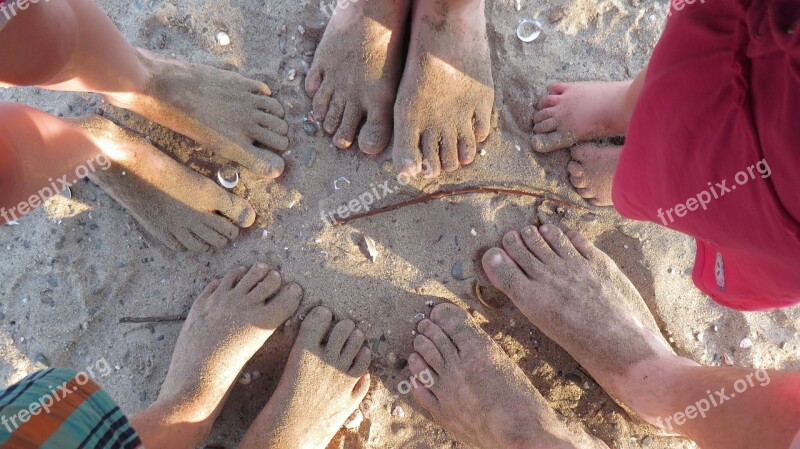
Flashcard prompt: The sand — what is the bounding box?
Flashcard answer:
[1,0,798,448]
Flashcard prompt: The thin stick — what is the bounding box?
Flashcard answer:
[119,314,188,324]
[332,186,591,227]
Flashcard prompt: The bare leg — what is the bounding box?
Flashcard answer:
[531,68,647,153]
[393,0,495,178]
[483,224,800,449]
[409,303,609,449]
[239,306,372,449]
[0,0,288,177]
[130,264,303,449]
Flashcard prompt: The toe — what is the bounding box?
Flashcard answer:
[393,127,423,176]
[457,128,477,165]
[219,266,249,291]
[333,103,364,149]
[575,187,596,200]
[502,231,543,278]
[408,352,441,396]
[325,319,357,359]
[250,126,290,152]
[235,263,270,294]
[566,230,601,261]
[305,65,324,96]
[196,278,222,302]
[357,108,392,154]
[191,223,228,249]
[539,224,582,260]
[537,94,559,109]
[413,330,447,374]
[533,108,555,124]
[409,366,441,415]
[323,97,346,135]
[263,282,303,323]
[421,131,442,178]
[203,214,239,240]
[531,131,574,153]
[473,108,492,143]
[567,160,586,177]
[570,174,588,190]
[247,79,273,96]
[247,269,283,303]
[520,225,559,263]
[481,247,531,299]
[255,95,285,119]
[429,304,475,350]
[349,347,372,378]
[533,118,559,134]
[299,306,334,346]
[154,230,185,252]
[312,82,334,121]
[176,229,210,252]
[255,112,289,136]
[548,83,568,95]
[340,328,366,367]
[440,132,460,173]
[213,189,257,227]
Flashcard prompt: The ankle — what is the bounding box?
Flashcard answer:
[620,356,700,425]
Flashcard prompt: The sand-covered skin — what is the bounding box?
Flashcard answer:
[568,144,623,206]
[1,1,798,449]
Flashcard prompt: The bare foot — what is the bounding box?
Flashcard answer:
[409,303,609,449]
[393,0,494,177]
[531,82,630,153]
[567,144,622,206]
[306,0,409,153]
[105,49,288,178]
[81,116,256,252]
[482,224,678,417]
[132,264,303,448]
[240,306,372,449]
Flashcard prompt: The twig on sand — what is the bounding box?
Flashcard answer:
[332,186,591,227]
[119,314,188,324]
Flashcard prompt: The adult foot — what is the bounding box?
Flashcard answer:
[409,303,609,449]
[482,225,678,419]
[306,0,410,153]
[240,306,372,449]
[531,81,630,153]
[81,116,256,251]
[568,144,622,206]
[133,264,303,447]
[393,0,494,177]
[105,49,288,178]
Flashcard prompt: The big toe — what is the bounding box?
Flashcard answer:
[358,114,392,155]
[481,247,530,300]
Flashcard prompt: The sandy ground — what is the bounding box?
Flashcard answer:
[1,0,799,448]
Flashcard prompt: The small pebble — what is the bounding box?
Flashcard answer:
[215,31,231,46]
[239,372,252,385]
[451,261,468,280]
[392,405,406,418]
[287,69,297,81]
[740,337,753,349]
[479,148,487,156]
[723,353,734,366]
[641,435,652,446]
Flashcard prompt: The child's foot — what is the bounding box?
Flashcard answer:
[306,0,410,153]
[393,0,494,177]
[81,116,256,252]
[409,303,609,449]
[240,306,372,449]
[105,50,288,178]
[568,144,622,206]
[134,264,303,446]
[531,82,630,153]
[482,225,678,418]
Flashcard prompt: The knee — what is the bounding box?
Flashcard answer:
[0,0,78,86]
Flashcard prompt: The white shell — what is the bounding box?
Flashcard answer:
[217,167,240,189]
[215,31,231,46]
[517,19,542,42]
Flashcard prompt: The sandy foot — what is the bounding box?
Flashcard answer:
[105,49,289,178]
[568,144,622,206]
[144,264,302,445]
[240,306,372,449]
[393,0,494,177]
[531,82,630,153]
[408,303,610,449]
[306,0,409,153]
[81,116,256,252]
[481,224,675,409]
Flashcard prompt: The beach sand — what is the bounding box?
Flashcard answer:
[1,0,798,448]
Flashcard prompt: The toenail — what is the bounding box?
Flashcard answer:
[256,263,267,269]
[417,319,431,332]
[490,252,504,266]
[541,224,552,234]
[523,226,535,235]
